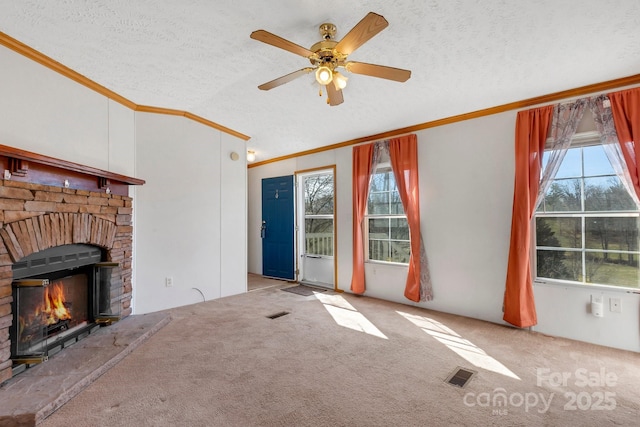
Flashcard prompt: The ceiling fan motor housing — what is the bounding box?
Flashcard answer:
[309,39,341,67]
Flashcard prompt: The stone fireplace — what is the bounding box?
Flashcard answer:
[0,144,144,383]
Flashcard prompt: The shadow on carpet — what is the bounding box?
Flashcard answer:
[281,285,328,296]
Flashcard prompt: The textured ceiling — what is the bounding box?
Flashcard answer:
[1,0,639,162]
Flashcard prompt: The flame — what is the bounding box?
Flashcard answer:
[35,282,72,325]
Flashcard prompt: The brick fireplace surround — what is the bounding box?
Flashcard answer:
[0,145,143,384]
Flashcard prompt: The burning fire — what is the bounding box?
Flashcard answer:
[36,282,72,326]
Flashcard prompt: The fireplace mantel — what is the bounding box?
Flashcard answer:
[0,144,145,196]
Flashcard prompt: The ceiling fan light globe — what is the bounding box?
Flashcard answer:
[315,66,333,85]
[333,72,348,89]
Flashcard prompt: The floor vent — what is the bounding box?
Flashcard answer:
[445,367,476,388]
[266,311,290,319]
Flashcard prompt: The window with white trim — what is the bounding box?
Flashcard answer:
[366,161,410,264]
[534,134,640,289]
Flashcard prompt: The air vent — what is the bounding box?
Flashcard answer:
[445,367,476,388]
[266,311,289,319]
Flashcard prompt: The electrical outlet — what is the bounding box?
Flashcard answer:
[609,297,621,313]
[165,277,173,287]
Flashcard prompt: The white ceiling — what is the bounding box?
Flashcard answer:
[1,1,639,162]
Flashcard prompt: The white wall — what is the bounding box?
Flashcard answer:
[0,46,120,172]
[220,133,248,298]
[134,112,247,313]
[534,283,639,352]
[108,100,136,176]
[248,101,640,353]
[0,43,248,315]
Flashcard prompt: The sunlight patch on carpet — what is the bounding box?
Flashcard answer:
[397,311,520,380]
[315,293,387,339]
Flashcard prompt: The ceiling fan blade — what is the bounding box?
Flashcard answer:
[334,12,388,56]
[326,82,344,106]
[258,68,314,90]
[345,61,411,82]
[250,30,315,58]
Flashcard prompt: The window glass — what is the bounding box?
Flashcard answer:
[368,192,390,215]
[536,250,581,282]
[304,175,334,215]
[584,217,639,251]
[584,252,639,287]
[303,173,334,256]
[584,177,636,211]
[366,165,409,264]
[534,143,640,289]
[542,179,582,212]
[554,148,582,179]
[536,217,581,248]
[305,218,333,256]
[583,145,614,176]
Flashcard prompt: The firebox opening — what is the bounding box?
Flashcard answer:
[10,244,121,375]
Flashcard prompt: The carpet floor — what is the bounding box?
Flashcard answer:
[36,276,640,426]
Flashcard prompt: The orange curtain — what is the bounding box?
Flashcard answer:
[609,88,640,200]
[389,134,422,302]
[351,143,375,294]
[503,105,554,328]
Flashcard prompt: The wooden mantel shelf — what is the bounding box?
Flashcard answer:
[0,144,144,196]
[0,144,145,185]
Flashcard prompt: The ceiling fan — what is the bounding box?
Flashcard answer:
[250,12,411,106]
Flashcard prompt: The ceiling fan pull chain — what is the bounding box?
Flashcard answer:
[318,86,323,97]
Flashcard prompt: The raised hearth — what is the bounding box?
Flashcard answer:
[0,311,170,426]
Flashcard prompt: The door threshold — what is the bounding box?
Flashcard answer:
[299,281,332,290]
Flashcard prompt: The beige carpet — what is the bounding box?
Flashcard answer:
[38,276,640,426]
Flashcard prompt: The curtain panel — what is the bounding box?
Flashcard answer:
[350,143,376,294]
[536,100,587,209]
[590,95,640,206]
[503,105,553,328]
[389,134,432,302]
[609,88,640,200]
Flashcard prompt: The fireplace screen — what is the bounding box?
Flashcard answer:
[10,244,122,366]
[94,262,121,324]
[13,274,89,361]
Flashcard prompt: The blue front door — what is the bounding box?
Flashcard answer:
[262,175,295,280]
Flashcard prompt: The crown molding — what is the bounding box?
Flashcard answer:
[0,31,249,142]
[248,73,640,168]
